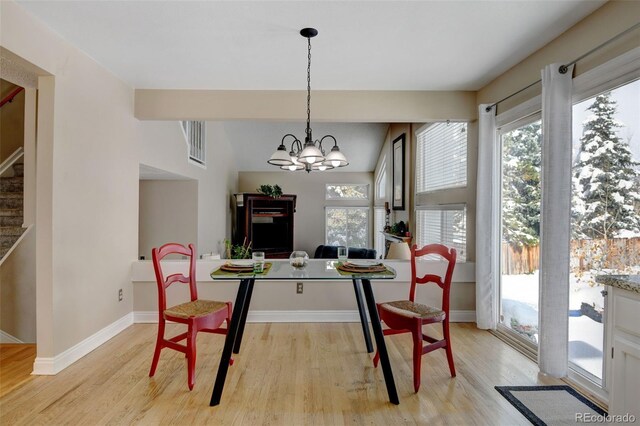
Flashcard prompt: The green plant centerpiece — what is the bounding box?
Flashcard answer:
[257,184,283,198]
[224,238,252,259]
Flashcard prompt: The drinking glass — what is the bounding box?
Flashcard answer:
[252,251,265,273]
[337,246,348,261]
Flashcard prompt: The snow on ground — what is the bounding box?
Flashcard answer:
[501,270,606,379]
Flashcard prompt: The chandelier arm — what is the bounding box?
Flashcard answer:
[320,135,338,148]
[290,138,303,154]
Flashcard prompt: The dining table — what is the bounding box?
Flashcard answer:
[208,259,399,406]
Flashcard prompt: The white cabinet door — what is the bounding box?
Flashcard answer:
[610,334,640,416]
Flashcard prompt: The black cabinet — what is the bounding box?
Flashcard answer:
[232,193,296,258]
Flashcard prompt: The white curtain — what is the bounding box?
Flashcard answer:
[538,63,573,377]
[475,104,498,330]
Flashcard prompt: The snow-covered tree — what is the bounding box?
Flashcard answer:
[572,93,640,240]
[502,122,542,247]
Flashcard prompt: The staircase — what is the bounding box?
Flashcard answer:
[0,163,25,260]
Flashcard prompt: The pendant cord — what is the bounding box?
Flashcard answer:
[306,36,312,141]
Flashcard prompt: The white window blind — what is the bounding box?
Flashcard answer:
[374,207,386,259]
[181,121,206,166]
[325,207,370,248]
[416,122,467,193]
[416,205,466,261]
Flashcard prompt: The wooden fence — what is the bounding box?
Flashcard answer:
[501,237,640,275]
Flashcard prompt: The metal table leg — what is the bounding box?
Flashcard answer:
[210,278,253,406]
[233,279,255,354]
[352,279,374,353]
[361,278,399,405]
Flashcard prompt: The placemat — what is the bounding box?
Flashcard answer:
[211,262,272,277]
[336,262,394,276]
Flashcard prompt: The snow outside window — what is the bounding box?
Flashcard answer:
[326,184,369,200]
[181,121,206,166]
[374,207,386,259]
[416,122,467,193]
[326,207,370,248]
[415,205,466,261]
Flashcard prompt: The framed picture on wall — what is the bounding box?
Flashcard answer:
[392,133,405,210]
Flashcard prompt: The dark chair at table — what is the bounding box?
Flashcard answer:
[313,245,377,259]
[373,243,457,392]
[149,242,232,390]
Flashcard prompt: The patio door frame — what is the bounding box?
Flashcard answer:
[495,111,542,354]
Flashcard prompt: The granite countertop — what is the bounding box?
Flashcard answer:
[595,275,640,294]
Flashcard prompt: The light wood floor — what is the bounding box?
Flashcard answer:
[0,323,563,425]
[0,344,36,398]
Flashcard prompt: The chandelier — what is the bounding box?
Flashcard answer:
[268,28,348,172]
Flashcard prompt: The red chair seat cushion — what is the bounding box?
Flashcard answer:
[165,299,227,319]
[380,300,445,320]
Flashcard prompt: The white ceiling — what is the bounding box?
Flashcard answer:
[18,0,606,174]
[222,121,388,172]
[18,0,606,91]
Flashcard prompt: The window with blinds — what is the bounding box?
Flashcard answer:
[374,207,386,259]
[416,122,467,193]
[415,205,466,261]
[181,121,206,166]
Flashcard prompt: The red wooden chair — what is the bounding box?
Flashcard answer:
[149,243,232,390]
[373,243,457,392]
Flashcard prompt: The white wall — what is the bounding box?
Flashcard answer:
[138,180,198,259]
[137,121,238,257]
[238,172,373,255]
[0,227,36,342]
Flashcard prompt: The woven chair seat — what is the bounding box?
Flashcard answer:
[380,300,445,320]
[165,299,227,319]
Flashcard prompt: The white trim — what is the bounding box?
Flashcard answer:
[134,310,476,324]
[0,147,24,177]
[0,329,24,343]
[32,313,133,375]
[566,369,609,405]
[572,46,640,103]
[0,224,32,268]
[495,95,542,129]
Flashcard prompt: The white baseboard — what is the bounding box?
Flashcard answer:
[32,312,133,375]
[134,310,476,323]
[0,329,24,343]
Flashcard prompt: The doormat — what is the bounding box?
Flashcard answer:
[495,385,607,425]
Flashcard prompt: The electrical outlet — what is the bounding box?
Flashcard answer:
[296,282,303,294]
[118,289,123,302]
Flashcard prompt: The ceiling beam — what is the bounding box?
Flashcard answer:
[134,89,477,123]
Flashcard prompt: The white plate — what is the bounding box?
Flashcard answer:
[228,259,253,267]
[346,260,382,267]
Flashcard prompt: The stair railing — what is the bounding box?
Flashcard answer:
[0,87,24,109]
[0,148,24,178]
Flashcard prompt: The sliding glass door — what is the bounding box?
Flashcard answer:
[498,117,542,345]
[569,78,640,384]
